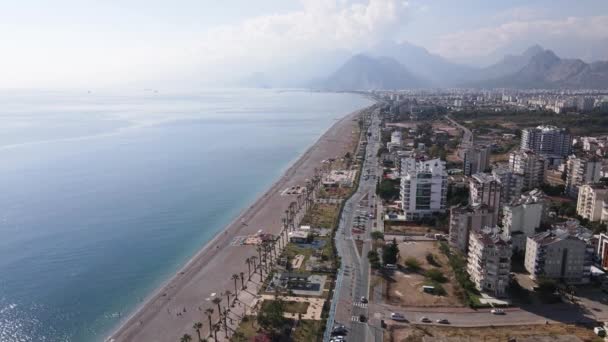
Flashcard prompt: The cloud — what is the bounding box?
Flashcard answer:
[193,0,411,80]
[432,15,608,60]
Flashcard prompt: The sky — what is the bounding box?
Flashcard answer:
[1,0,608,89]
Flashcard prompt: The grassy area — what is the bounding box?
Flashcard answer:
[438,242,483,307]
[231,316,259,342]
[300,204,340,229]
[292,320,324,342]
[260,300,309,314]
[386,323,602,342]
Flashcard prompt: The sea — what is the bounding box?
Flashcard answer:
[0,88,373,342]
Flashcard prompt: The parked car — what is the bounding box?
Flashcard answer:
[420,317,431,323]
[491,309,505,315]
[331,325,347,336]
[360,296,368,304]
[390,312,406,321]
[436,318,449,324]
[359,314,367,322]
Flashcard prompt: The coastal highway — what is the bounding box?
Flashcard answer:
[330,107,382,342]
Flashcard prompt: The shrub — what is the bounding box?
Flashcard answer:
[426,253,440,267]
[425,269,448,283]
[404,257,421,272]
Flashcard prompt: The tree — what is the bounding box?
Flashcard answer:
[425,269,447,283]
[371,231,384,240]
[257,300,287,336]
[240,271,245,290]
[306,233,314,244]
[245,257,252,278]
[204,308,214,338]
[232,274,240,297]
[193,322,203,342]
[367,250,381,269]
[180,334,192,342]
[377,179,400,201]
[382,238,399,264]
[225,290,233,306]
[212,297,222,319]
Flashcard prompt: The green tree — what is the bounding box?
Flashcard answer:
[377,179,400,201]
[257,300,287,336]
[367,250,381,269]
[180,334,193,342]
[382,238,399,264]
[370,231,384,240]
[425,269,447,283]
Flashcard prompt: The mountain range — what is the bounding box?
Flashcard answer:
[314,43,608,90]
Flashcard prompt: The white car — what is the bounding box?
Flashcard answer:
[491,309,505,315]
[390,312,406,321]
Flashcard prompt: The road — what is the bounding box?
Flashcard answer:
[445,115,472,158]
[329,107,383,342]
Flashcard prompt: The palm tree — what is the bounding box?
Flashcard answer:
[180,334,192,342]
[249,256,257,279]
[212,297,222,321]
[213,323,220,341]
[204,308,214,338]
[231,274,239,296]
[225,290,232,305]
[245,257,251,278]
[239,272,245,290]
[193,322,203,342]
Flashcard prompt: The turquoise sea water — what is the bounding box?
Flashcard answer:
[0,88,372,342]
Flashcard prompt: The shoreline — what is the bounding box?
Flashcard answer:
[107,103,374,342]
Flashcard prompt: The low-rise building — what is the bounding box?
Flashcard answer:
[467,227,512,298]
[501,189,546,252]
[288,230,309,243]
[448,204,494,253]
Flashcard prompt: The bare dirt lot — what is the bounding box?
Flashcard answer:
[386,324,599,342]
[385,222,439,236]
[386,241,463,307]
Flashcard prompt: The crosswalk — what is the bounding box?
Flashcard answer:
[351,315,361,322]
[353,302,368,308]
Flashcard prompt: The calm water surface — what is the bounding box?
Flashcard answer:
[0,88,372,341]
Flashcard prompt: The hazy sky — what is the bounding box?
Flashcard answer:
[2,0,608,88]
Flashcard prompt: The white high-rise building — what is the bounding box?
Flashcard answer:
[467,227,512,298]
[469,173,502,225]
[509,150,546,189]
[463,145,491,176]
[576,184,608,222]
[566,154,602,197]
[501,189,546,252]
[492,166,524,204]
[400,158,447,221]
[521,125,571,157]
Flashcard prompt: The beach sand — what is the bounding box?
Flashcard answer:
[107,107,368,342]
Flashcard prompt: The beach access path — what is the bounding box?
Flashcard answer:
[107,107,369,342]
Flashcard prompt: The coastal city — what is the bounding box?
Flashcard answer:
[106,88,608,342]
[6,2,608,342]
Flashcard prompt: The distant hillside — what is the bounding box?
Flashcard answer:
[370,41,473,86]
[466,45,544,82]
[319,54,428,91]
[473,48,608,89]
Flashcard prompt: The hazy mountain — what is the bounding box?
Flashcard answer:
[467,45,544,81]
[319,54,427,90]
[474,48,608,89]
[369,41,473,85]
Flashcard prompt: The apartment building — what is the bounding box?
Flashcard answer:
[492,165,524,204]
[400,158,448,221]
[448,204,494,253]
[501,189,546,252]
[509,150,546,189]
[566,154,602,197]
[524,227,592,284]
[576,184,608,222]
[463,145,490,176]
[469,173,502,225]
[521,125,572,157]
[467,227,512,298]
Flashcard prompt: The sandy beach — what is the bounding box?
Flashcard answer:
[107,106,368,342]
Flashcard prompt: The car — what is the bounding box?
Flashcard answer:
[390,312,406,321]
[491,309,505,315]
[360,296,368,303]
[419,317,431,323]
[436,318,449,324]
[359,314,367,322]
[331,326,347,336]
